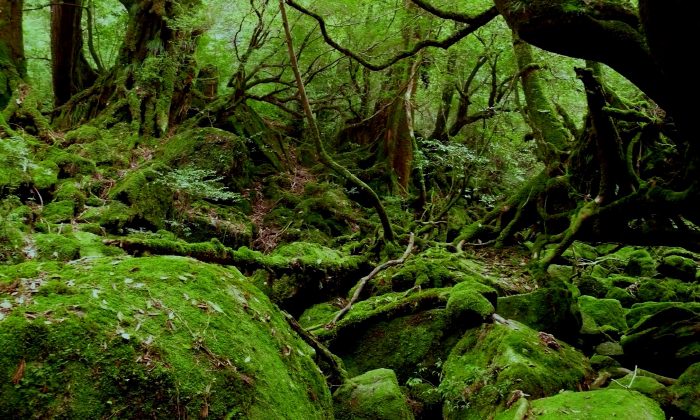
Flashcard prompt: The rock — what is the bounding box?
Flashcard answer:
[0,257,333,419]
[622,306,700,377]
[610,275,637,288]
[638,279,678,303]
[595,243,620,255]
[547,264,575,283]
[595,341,624,357]
[670,362,700,419]
[563,241,599,261]
[608,374,673,408]
[440,321,593,419]
[575,275,611,298]
[605,286,637,308]
[579,296,628,339]
[658,255,698,282]
[497,286,581,343]
[495,389,665,420]
[663,247,698,260]
[590,354,621,371]
[446,279,497,324]
[625,249,656,277]
[626,301,700,329]
[41,200,75,223]
[333,369,415,420]
[407,382,441,420]
[34,233,81,261]
[325,284,494,382]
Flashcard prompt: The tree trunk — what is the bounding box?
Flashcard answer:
[0,0,26,111]
[50,0,99,106]
[52,0,199,135]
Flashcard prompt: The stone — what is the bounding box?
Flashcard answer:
[333,369,415,420]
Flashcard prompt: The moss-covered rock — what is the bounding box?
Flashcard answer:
[575,275,611,298]
[547,264,575,283]
[42,147,97,178]
[108,166,174,230]
[158,127,251,191]
[625,249,655,277]
[41,200,74,223]
[578,295,628,338]
[595,341,624,357]
[605,286,637,308]
[64,125,103,145]
[627,301,700,329]
[445,279,497,325]
[299,302,340,329]
[333,369,415,420]
[53,183,86,213]
[658,255,697,282]
[30,160,59,190]
[671,362,700,419]
[562,241,599,261]
[497,286,581,342]
[621,306,700,377]
[607,373,673,408]
[440,321,593,419]
[0,257,333,419]
[34,233,80,261]
[494,389,665,420]
[638,279,679,303]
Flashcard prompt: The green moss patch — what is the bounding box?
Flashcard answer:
[333,369,415,420]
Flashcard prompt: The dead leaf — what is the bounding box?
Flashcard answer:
[12,358,26,385]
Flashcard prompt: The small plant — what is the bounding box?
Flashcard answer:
[158,167,241,207]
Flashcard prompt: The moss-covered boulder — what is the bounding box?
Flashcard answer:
[562,241,599,261]
[626,301,700,329]
[547,264,575,283]
[495,389,665,420]
[0,256,333,419]
[446,279,497,325]
[41,200,74,223]
[158,127,251,191]
[579,296,628,339]
[658,255,698,282]
[440,321,594,419]
[497,286,581,343]
[322,287,484,382]
[575,275,611,298]
[622,306,700,377]
[64,125,103,145]
[34,233,81,261]
[605,286,637,308]
[333,369,415,420]
[108,166,174,230]
[638,279,678,303]
[607,373,673,408]
[670,362,700,419]
[625,249,655,277]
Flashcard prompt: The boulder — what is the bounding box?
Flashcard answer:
[579,296,628,339]
[670,362,700,419]
[495,389,665,420]
[0,257,333,419]
[622,306,700,377]
[608,373,673,408]
[605,286,637,308]
[497,286,581,343]
[658,255,698,282]
[440,321,593,419]
[333,369,415,420]
[625,249,656,277]
[575,276,611,298]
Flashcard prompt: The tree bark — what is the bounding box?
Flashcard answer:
[0,0,26,111]
[50,0,99,106]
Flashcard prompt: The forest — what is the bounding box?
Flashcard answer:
[1,0,699,418]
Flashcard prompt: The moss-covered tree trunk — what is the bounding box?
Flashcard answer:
[52,0,199,135]
[0,0,26,111]
[50,0,99,106]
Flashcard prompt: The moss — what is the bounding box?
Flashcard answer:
[440,321,593,419]
[638,279,678,303]
[34,233,81,261]
[595,243,619,255]
[575,275,611,298]
[590,354,620,371]
[40,200,75,223]
[73,231,124,258]
[98,202,137,231]
[0,256,333,419]
[494,389,665,420]
[445,280,497,324]
[657,255,697,282]
[605,286,637,308]
[497,286,581,342]
[407,382,442,420]
[562,241,599,261]
[333,369,415,420]
[53,183,86,213]
[108,166,174,230]
[64,125,103,145]
[629,302,700,329]
[625,249,655,277]
[30,160,59,190]
[663,247,697,259]
[607,374,673,407]
[299,302,340,329]
[578,295,628,336]
[671,362,700,418]
[546,264,575,283]
[158,128,251,191]
[42,147,97,178]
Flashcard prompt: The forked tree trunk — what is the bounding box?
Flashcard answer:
[50,0,99,106]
